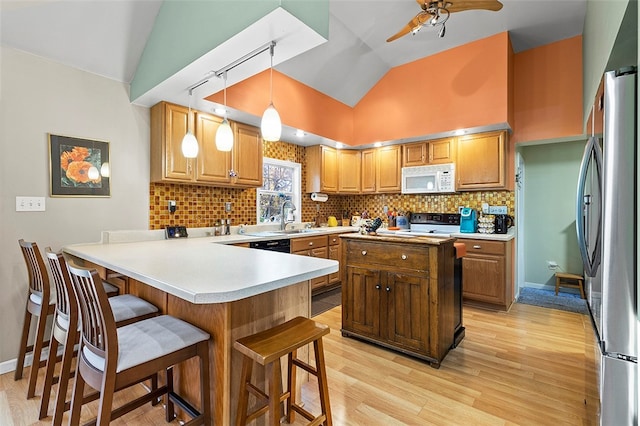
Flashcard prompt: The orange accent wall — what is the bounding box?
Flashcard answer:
[206,71,354,144]
[352,32,511,145]
[512,35,583,144]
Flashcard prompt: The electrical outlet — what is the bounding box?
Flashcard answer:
[489,205,508,214]
[225,202,232,212]
[168,200,176,213]
[16,196,45,212]
[547,260,558,270]
[481,203,489,213]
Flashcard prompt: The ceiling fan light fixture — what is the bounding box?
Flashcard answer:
[438,24,446,38]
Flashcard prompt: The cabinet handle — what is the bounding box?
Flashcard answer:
[332,238,337,243]
[375,284,381,290]
[473,245,482,249]
[386,287,391,292]
[309,242,314,246]
[361,250,367,256]
[401,254,407,260]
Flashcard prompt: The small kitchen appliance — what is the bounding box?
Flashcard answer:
[494,214,513,234]
[401,163,455,194]
[459,208,477,233]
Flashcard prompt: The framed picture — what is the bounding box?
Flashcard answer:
[49,134,111,197]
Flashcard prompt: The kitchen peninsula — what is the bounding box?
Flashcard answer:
[63,236,338,425]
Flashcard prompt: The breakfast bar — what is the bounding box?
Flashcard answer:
[63,237,338,425]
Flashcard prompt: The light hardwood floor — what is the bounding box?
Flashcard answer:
[1,302,598,425]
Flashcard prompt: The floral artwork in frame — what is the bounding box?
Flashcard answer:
[49,134,110,197]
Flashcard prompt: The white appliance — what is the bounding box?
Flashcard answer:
[576,67,637,426]
[401,163,456,194]
[377,213,460,237]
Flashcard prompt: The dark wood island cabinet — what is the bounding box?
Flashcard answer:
[340,233,463,368]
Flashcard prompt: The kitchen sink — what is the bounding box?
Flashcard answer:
[275,229,321,234]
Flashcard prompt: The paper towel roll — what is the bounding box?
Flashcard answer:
[310,192,328,202]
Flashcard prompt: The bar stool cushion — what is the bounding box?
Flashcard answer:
[82,315,210,373]
[102,280,119,296]
[109,294,158,324]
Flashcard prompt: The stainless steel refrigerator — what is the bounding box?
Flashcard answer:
[576,67,637,425]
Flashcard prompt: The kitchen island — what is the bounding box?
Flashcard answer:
[63,237,338,425]
[340,233,462,368]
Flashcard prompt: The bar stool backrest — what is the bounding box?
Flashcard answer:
[45,249,77,332]
[18,239,50,304]
[67,263,117,374]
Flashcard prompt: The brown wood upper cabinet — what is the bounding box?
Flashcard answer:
[360,149,376,193]
[402,137,456,167]
[456,130,511,191]
[150,101,263,188]
[338,150,361,193]
[375,145,402,193]
[306,145,338,193]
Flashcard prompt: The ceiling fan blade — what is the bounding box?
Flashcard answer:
[387,13,430,42]
[446,0,503,13]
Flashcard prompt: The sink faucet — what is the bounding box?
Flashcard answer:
[280,200,296,231]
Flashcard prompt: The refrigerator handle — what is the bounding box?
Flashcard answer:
[576,136,603,277]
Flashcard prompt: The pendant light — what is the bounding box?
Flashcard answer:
[261,42,281,142]
[215,71,234,152]
[181,89,199,158]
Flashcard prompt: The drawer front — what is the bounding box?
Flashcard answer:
[328,235,341,246]
[345,241,428,270]
[291,235,328,252]
[459,239,505,256]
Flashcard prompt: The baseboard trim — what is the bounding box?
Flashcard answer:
[522,282,581,295]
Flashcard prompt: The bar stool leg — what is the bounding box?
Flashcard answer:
[236,356,253,426]
[555,276,560,296]
[267,358,282,426]
[27,306,49,398]
[314,338,332,426]
[286,350,297,424]
[38,335,59,418]
[14,304,31,380]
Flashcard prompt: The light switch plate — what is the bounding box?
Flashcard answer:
[16,196,45,211]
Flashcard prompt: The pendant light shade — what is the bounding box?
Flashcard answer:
[216,119,234,151]
[181,89,199,158]
[181,132,199,158]
[261,103,281,141]
[215,71,234,152]
[261,42,281,142]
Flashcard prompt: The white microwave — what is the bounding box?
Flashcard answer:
[401,163,456,194]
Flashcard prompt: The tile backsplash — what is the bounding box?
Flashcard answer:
[149,141,515,230]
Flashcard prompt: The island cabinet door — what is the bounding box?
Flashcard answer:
[384,272,430,353]
[343,266,381,337]
[462,255,505,305]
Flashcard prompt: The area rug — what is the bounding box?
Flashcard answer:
[517,287,589,315]
[312,287,341,317]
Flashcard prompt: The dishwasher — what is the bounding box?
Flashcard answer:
[249,239,291,253]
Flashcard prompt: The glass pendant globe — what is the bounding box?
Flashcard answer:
[100,162,110,177]
[261,103,282,142]
[181,132,199,158]
[88,166,100,180]
[216,119,234,152]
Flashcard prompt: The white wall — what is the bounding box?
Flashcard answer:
[0,47,150,364]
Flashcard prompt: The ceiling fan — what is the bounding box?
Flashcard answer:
[387,0,503,41]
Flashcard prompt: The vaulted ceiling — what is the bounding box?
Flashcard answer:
[1,0,586,109]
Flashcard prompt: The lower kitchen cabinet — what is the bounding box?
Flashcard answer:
[291,235,328,291]
[328,234,341,285]
[459,238,513,310]
[341,235,459,368]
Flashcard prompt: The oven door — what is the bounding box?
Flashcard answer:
[402,170,440,194]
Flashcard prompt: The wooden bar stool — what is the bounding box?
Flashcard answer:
[38,250,160,425]
[234,316,332,426]
[555,272,585,299]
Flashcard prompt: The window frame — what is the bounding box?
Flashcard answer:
[256,157,301,225]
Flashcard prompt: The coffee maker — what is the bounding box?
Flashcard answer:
[494,215,513,234]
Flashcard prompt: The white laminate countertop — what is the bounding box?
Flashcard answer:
[450,227,515,241]
[64,237,338,304]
